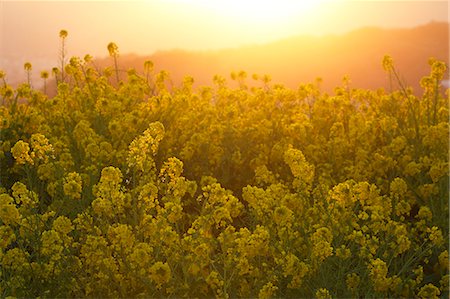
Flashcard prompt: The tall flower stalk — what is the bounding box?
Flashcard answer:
[24,62,32,87]
[107,42,120,84]
[59,29,68,82]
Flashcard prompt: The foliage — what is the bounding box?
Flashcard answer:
[0,44,448,298]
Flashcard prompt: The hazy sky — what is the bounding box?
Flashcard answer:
[0,0,448,79]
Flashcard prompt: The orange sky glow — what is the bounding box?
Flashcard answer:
[0,0,448,84]
[0,0,447,56]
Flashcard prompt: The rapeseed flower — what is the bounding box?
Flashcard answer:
[40,230,64,259]
[258,282,278,299]
[315,288,332,299]
[127,122,165,171]
[369,258,390,292]
[52,216,73,235]
[11,140,33,165]
[0,50,448,298]
[63,172,83,200]
[346,273,360,292]
[149,261,171,287]
[0,225,16,249]
[11,182,38,210]
[0,194,20,225]
[30,133,54,163]
[273,205,293,227]
[2,248,29,281]
[417,283,440,299]
[428,226,444,246]
[107,223,135,254]
[438,250,449,271]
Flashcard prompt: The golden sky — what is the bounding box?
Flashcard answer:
[0,1,448,60]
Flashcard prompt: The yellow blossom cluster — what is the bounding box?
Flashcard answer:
[63,172,83,200]
[0,49,447,298]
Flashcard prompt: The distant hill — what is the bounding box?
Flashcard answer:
[94,21,448,94]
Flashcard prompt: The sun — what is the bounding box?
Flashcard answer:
[137,0,333,49]
[168,0,327,25]
[207,0,324,23]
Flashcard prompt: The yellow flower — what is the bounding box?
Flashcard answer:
[429,58,447,80]
[37,162,56,181]
[417,283,440,299]
[413,266,424,285]
[85,142,100,160]
[417,206,433,222]
[258,282,278,299]
[127,122,165,171]
[63,172,83,200]
[92,167,127,219]
[40,70,49,79]
[312,227,333,244]
[273,205,293,227]
[137,182,158,213]
[236,225,270,258]
[390,222,411,255]
[107,42,119,57]
[159,157,184,182]
[404,161,421,176]
[2,248,29,271]
[315,288,332,299]
[128,242,153,271]
[79,235,110,267]
[59,29,68,39]
[0,107,10,130]
[428,162,448,183]
[279,252,296,275]
[0,193,20,225]
[284,146,314,191]
[149,261,171,287]
[164,201,183,224]
[312,240,334,262]
[107,223,135,254]
[346,273,360,292]
[279,253,309,289]
[40,229,64,259]
[311,227,334,262]
[11,182,38,210]
[254,165,277,186]
[0,225,16,249]
[395,200,411,217]
[440,274,449,292]
[212,206,232,228]
[99,166,122,185]
[382,55,394,72]
[369,258,390,292]
[144,60,154,72]
[438,250,449,271]
[390,178,408,198]
[11,140,33,165]
[24,62,32,71]
[91,197,113,219]
[358,211,369,221]
[336,245,351,259]
[206,270,227,298]
[59,152,75,171]
[52,216,73,235]
[428,226,444,246]
[30,133,54,163]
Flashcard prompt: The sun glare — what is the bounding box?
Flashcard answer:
[168,0,326,24]
[133,0,335,49]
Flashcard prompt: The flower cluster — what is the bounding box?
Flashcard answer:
[0,47,447,298]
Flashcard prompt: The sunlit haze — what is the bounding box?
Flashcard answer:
[1,1,447,56]
[0,0,448,85]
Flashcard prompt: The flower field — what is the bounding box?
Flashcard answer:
[0,43,448,298]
